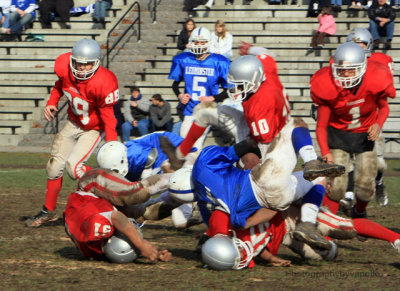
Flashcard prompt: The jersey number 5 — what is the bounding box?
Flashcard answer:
[191,76,207,101]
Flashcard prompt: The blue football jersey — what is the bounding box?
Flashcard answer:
[192,145,262,229]
[168,52,230,116]
[125,132,186,181]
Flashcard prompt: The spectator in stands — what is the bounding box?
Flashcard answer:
[113,101,124,139]
[226,0,253,4]
[121,86,150,142]
[210,19,233,59]
[177,18,196,51]
[305,5,336,57]
[39,0,73,29]
[0,0,37,38]
[349,0,363,9]
[331,0,342,13]
[0,0,11,31]
[149,94,173,132]
[92,0,112,29]
[368,0,396,51]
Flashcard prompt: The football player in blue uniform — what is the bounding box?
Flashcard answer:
[169,26,230,149]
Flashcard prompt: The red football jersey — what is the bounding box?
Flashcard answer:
[206,210,287,268]
[64,191,115,260]
[47,53,119,141]
[242,54,289,144]
[368,52,393,73]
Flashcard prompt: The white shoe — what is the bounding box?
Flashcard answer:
[392,239,400,254]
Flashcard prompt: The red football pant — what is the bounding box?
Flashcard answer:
[322,195,339,214]
[44,176,63,211]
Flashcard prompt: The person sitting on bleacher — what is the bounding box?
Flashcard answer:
[39,0,73,29]
[0,0,11,32]
[92,0,112,29]
[0,0,37,40]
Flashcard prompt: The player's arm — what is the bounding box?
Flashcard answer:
[44,79,64,121]
[243,208,277,229]
[111,210,171,262]
[369,97,390,141]
[315,104,332,162]
[259,248,292,267]
[172,80,190,104]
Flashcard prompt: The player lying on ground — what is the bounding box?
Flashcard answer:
[64,190,171,263]
[200,202,400,270]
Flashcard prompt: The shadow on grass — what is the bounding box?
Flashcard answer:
[168,247,201,262]
[56,246,86,261]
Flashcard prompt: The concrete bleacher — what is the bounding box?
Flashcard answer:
[0,0,399,155]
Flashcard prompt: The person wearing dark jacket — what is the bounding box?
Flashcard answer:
[149,94,173,132]
[177,18,195,51]
[368,0,396,50]
[121,86,150,141]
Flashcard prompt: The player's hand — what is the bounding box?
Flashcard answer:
[270,257,292,267]
[140,240,159,262]
[323,153,334,164]
[239,41,252,56]
[43,105,58,121]
[130,101,137,107]
[157,249,172,262]
[199,96,215,102]
[368,123,380,141]
[133,120,138,127]
[178,93,191,104]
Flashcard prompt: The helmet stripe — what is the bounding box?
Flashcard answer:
[168,188,194,194]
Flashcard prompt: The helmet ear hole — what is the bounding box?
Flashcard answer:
[97,141,129,177]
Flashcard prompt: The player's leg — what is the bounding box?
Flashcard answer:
[25,120,79,227]
[352,151,377,218]
[374,133,388,206]
[322,149,351,214]
[291,118,345,181]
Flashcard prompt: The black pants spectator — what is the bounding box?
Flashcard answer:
[39,0,74,28]
[149,119,173,132]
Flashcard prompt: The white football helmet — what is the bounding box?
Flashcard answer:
[102,219,143,263]
[201,234,254,270]
[168,166,195,203]
[189,27,211,55]
[70,38,101,80]
[96,141,129,176]
[346,27,373,57]
[227,55,265,102]
[332,42,366,89]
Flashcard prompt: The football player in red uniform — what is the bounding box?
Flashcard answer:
[64,190,171,263]
[339,28,393,210]
[311,42,396,218]
[201,203,400,270]
[25,38,120,227]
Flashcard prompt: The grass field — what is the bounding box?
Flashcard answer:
[0,152,399,290]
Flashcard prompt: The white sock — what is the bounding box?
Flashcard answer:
[301,203,319,224]
[299,145,318,163]
[345,191,354,200]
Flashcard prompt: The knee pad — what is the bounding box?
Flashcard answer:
[328,149,351,202]
[354,151,377,202]
[46,156,65,180]
[192,101,217,128]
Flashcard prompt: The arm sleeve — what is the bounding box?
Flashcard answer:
[389,7,396,21]
[136,97,151,113]
[155,103,171,127]
[368,7,376,21]
[46,79,64,107]
[315,105,331,156]
[375,97,389,129]
[25,3,38,14]
[123,99,134,123]
[213,88,228,103]
[99,105,118,141]
[172,80,181,97]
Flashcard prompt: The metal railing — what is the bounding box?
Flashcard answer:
[105,1,141,69]
[149,0,161,23]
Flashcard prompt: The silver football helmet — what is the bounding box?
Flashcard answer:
[96,141,129,176]
[201,234,254,270]
[227,55,265,102]
[144,148,158,169]
[168,166,195,203]
[346,27,373,57]
[189,27,211,55]
[332,42,366,89]
[70,38,101,80]
[102,218,143,263]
